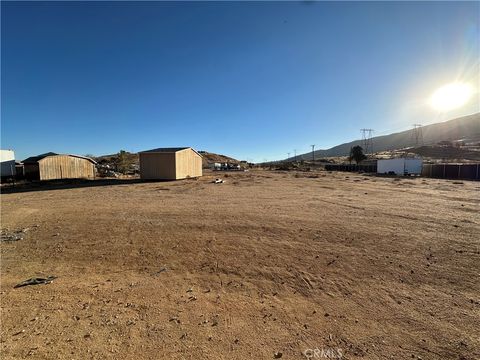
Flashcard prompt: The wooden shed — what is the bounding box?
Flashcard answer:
[23,152,96,181]
[139,147,202,180]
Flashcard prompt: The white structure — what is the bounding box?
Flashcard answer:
[377,158,422,176]
[0,149,15,178]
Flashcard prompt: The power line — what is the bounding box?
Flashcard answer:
[360,128,374,154]
[412,124,424,147]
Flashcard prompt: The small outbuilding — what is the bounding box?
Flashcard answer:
[23,152,96,181]
[139,147,202,180]
[1,149,16,178]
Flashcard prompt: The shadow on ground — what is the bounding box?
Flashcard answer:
[0,178,174,194]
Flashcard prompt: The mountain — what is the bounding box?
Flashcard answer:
[293,113,480,160]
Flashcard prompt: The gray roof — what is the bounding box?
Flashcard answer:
[140,147,190,153]
[23,152,97,164]
[23,152,59,163]
[140,147,202,157]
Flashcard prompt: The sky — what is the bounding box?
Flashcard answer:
[1,1,479,162]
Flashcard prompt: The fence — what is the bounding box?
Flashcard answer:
[422,163,480,181]
[324,162,479,181]
[324,164,377,173]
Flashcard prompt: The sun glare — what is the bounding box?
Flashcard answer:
[429,82,475,112]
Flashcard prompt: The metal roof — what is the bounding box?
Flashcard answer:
[23,152,59,163]
[140,147,202,157]
[23,153,97,164]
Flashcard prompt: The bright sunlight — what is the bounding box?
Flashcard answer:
[429,82,475,112]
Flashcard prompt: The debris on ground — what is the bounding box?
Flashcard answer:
[213,178,224,184]
[1,227,32,242]
[14,276,57,289]
[152,267,168,276]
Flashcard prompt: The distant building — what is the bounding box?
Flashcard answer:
[23,152,96,181]
[139,147,202,180]
[15,162,25,179]
[0,149,16,178]
[377,158,422,176]
[213,162,241,171]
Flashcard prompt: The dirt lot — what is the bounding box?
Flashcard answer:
[1,170,479,359]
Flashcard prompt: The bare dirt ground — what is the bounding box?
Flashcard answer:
[1,170,479,359]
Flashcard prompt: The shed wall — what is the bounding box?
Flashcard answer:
[38,156,95,180]
[24,163,40,180]
[175,150,203,179]
[139,153,176,180]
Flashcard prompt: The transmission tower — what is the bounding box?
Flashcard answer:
[294,149,297,162]
[287,152,290,161]
[360,128,374,154]
[412,124,424,147]
[311,145,315,162]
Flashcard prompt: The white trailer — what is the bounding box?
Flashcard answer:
[377,158,422,176]
[209,162,222,170]
[404,158,423,175]
[0,149,15,178]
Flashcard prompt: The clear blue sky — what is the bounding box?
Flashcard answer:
[2,1,479,162]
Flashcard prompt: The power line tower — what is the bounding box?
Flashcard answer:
[311,145,315,162]
[360,128,374,154]
[412,124,424,147]
[287,152,290,161]
[294,149,297,162]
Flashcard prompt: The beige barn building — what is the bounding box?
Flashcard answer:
[139,147,202,180]
[23,152,96,181]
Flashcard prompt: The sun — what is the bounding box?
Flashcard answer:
[429,82,474,112]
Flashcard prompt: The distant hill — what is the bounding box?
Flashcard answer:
[293,112,480,160]
[95,151,138,165]
[198,151,240,167]
[94,150,240,169]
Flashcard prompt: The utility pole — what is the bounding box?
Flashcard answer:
[294,149,297,162]
[412,124,423,147]
[311,145,315,162]
[287,152,290,161]
[360,128,374,154]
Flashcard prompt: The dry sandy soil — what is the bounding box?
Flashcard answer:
[1,170,479,359]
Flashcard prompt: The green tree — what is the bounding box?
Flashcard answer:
[116,150,130,174]
[349,146,367,164]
